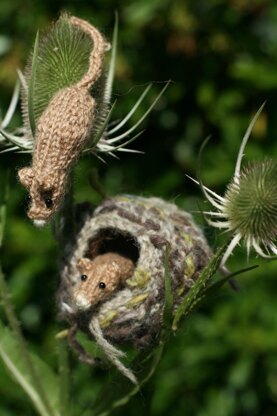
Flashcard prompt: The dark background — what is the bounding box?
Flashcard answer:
[0,0,277,415]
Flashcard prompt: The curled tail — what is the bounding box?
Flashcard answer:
[70,16,109,89]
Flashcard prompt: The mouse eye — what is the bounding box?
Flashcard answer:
[81,274,88,281]
[44,198,53,209]
[98,282,106,289]
[41,190,53,209]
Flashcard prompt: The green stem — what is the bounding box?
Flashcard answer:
[58,338,70,416]
[0,343,49,416]
[0,171,9,247]
[0,266,57,416]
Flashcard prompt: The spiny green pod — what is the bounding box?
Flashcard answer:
[58,195,211,383]
[18,14,110,226]
[224,159,277,245]
[195,104,277,265]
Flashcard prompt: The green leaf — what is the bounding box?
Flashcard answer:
[0,322,60,416]
[172,243,228,331]
[202,265,258,297]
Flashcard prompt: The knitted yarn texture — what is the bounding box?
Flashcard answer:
[59,195,211,382]
[18,15,109,226]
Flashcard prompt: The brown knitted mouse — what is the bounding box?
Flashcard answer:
[73,253,135,310]
[18,16,109,226]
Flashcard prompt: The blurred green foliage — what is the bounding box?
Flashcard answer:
[0,0,277,415]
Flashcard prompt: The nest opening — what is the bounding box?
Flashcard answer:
[85,227,140,264]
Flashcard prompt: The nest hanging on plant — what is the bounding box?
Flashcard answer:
[58,195,211,383]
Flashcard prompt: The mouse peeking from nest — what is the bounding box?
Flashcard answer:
[59,196,211,384]
[73,252,135,311]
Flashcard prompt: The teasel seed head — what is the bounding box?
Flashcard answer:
[191,103,277,266]
[224,159,277,246]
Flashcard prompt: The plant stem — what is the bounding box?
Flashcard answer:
[0,172,57,415]
[58,338,70,416]
[0,170,9,247]
[0,343,49,416]
[0,265,58,416]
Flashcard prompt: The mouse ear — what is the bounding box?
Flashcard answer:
[18,167,34,189]
[77,258,92,272]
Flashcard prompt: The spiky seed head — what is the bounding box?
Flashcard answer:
[224,159,277,243]
[22,13,107,134]
[193,105,277,264]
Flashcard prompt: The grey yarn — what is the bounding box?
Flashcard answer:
[89,317,137,384]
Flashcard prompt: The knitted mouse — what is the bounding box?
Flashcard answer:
[18,15,109,226]
[73,253,135,310]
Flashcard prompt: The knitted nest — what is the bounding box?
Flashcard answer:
[58,195,211,382]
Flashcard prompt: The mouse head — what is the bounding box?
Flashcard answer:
[72,253,135,311]
[18,167,64,226]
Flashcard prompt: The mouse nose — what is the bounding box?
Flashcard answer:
[28,205,51,225]
[33,219,47,227]
[75,293,91,310]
